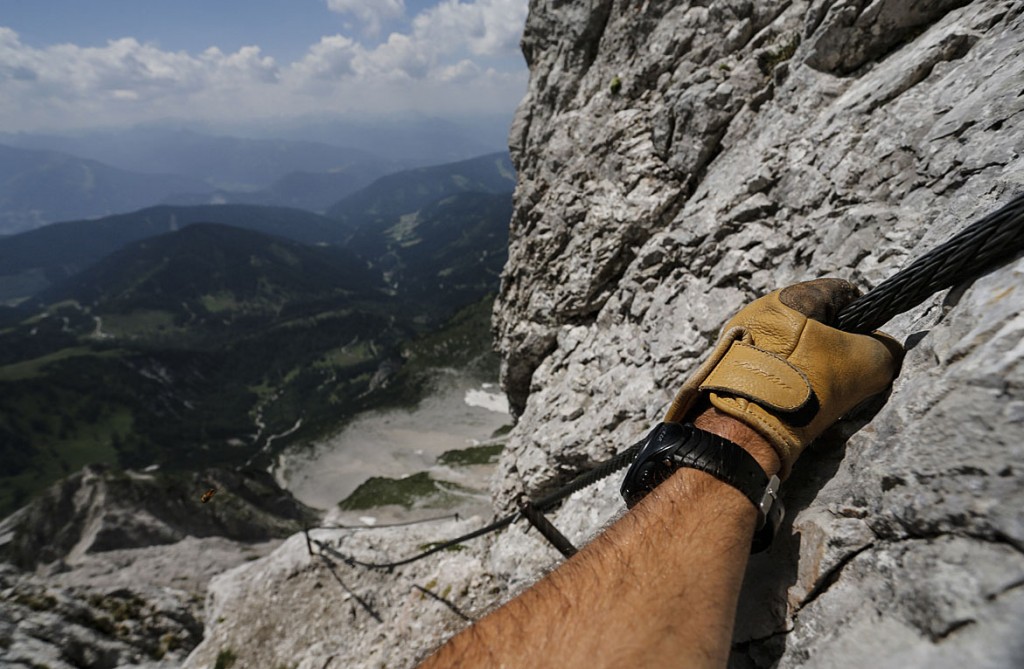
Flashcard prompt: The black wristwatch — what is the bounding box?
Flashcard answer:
[620,422,784,553]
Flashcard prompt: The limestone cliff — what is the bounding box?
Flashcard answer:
[183,2,1024,668]
[495,0,1024,664]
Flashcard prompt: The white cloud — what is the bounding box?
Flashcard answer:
[0,29,278,99]
[436,59,481,83]
[356,32,431,80]
[204,45,279,84]
[340,0,527,81]
[0,0,529,131]
[411,0,527,57]
[289,35,359,83]
[0,29,285,127]
[327,0,405,36]
[0,27,40,82]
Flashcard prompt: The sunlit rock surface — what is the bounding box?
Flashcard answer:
[0,466,312,668]
[182,2,1023,668]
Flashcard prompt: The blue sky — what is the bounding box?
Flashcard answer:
[0,0,529,132]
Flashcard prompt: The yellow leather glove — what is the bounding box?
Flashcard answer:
[664,278,903,479]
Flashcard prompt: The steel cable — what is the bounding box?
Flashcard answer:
[317,440,645,570]
[835,192,1024,333]
[333,513,518,570]
[322,192,1024,571]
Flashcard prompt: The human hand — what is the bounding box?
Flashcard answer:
[664,278,903,479]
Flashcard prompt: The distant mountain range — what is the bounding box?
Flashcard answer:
[0,144,213,235]
[163,167,390,212]
[0,149,515,516]
[0,205,345,302]
[37,223,382,330]
[327,152,515,224]
[0,128,395,190]
[166,150,516,222]
[0,124,510,234]
[57,115,511,166]
[261,115,509,166]
[0,152,515,303]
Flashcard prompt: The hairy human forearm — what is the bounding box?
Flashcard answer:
[418,408,770,669]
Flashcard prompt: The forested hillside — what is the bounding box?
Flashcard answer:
[0,153,515,517]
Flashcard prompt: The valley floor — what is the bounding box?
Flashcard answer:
[0,367,512,669]
[274,369,510,522]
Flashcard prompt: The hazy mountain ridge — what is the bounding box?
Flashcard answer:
[163,166,391,213]
[0,151,515,305]
[0,204,348,305]
[0,129,408,235]
[326,151,515,225]
[36,223,382,325]
[0,144,214,236]
[0,128,388,190]
[141,115,512,165]
[0,118,511,226]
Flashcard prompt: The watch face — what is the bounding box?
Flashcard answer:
[623,458,674,506]
[621,421,785,553]
[620,422,689,507]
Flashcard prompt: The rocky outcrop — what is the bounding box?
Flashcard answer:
[0,562,204,669]
[0,464,316,570]
[0,466,314,668]
[181,2,1024,668]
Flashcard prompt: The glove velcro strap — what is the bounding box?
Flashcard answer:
[663,327,745,423]
[699,342,813,412]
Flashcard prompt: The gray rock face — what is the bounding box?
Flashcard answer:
[179,2,1024,668]
[0,464,316,570]
[494,0,1024,665]
[0,466,310,668]
[0,562,204,669]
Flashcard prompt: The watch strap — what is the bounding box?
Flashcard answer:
[667,423,772,509]
[620,422,784,553]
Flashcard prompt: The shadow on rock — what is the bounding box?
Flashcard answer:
[728,389,892,668]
